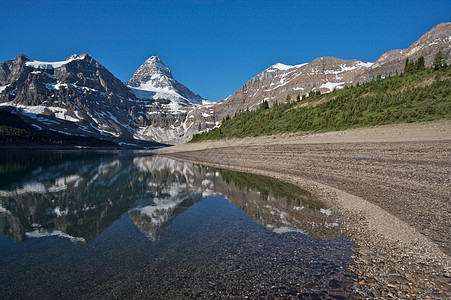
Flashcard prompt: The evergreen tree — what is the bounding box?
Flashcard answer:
[433,51,446,70]
[416,56,425,71]
[404,58,411,73]
[286,94,291,103]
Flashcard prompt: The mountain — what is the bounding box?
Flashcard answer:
[0,54,213,145]
[355,22,451,82]
[0,53,157,147]
[126,56,205,106]
[192,60,450,141]
[125,56,217,144]
[214,57,372,118]
[0,23,449,145]
[211,22,451,120]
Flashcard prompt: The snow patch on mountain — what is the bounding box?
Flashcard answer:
[324,61,374,76]
[0,102,81,122]
[47,107,81,122]
[25,54,87,69]
[268,62,308,71]
[134,121,195,144]
[0,84,9,93]
[319,81,345,92]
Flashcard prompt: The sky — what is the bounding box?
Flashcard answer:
[1,0,450,101]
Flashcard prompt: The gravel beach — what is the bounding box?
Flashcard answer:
[157,120,451,299]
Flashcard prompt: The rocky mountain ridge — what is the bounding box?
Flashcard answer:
[210,22,451,120]
[0,54,216,145]
[0,23,449,145]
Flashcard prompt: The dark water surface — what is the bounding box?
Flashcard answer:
[0,150,355,299]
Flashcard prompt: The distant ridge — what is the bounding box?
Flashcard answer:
[208,22,451,120]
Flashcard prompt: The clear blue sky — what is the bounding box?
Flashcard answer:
[1,0,450,101]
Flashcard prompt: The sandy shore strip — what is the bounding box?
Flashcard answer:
[161,119,451,152]
[157,120,451,298]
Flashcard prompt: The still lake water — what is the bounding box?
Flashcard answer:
[0,150,355,299]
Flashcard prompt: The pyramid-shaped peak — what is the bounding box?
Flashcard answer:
[143,56,170,71]
[132,55,173,80]
[126,56,205,105]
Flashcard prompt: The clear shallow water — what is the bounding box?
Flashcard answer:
[0,150,355,299]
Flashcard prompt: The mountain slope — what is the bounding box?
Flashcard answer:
[216,57,372,118]
[192,65,451,141]
[0,108,117,147]
[209,22,451,121]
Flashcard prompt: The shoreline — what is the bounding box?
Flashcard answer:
[157,120,451,298]
[161,119,451,153]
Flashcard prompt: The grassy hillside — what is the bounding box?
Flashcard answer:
[0,109,117,148]
[192,65,450,142]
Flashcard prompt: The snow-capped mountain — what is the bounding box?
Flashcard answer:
[127,56,205,107]
[125,56,218,144]
[0,23,448,145]
[0,54,215,145]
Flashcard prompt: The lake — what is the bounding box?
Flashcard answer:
[0,150,355,299]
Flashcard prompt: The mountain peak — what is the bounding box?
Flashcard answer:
[146,55,163,63]
[126,56,204,106]
[15,54,30,62]
[132,55,173,80]
[68,53,89,60]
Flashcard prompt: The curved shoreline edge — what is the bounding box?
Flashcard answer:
[157,120,450,298]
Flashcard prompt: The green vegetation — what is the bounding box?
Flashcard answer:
[192,59,451,142]
[0,109,117,148]
[217,168,323,210]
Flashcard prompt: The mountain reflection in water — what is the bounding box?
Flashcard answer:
[0,150,355,299]
[0,151,342,242]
